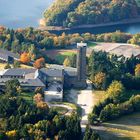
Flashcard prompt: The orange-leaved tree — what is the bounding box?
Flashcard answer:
[20,52,31,64]
[33,57,45,69]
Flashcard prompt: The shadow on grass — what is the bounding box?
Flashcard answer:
[97,129,134,140]
[103,123,134,131]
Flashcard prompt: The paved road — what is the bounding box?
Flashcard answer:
[77,80,94,132]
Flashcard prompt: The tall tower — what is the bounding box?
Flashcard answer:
[77,42,87,88]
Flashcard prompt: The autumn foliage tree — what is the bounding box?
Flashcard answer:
[63,57,71,67]
[93,72,106,89]
[20,52,31,64]
[33,57,45,69]
[33,93,43,104]
[33,93,49,111]
[135,64,140,77]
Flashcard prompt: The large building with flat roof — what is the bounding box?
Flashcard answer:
[91,42,140,58]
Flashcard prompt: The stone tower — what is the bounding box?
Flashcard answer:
[76,42,87,88]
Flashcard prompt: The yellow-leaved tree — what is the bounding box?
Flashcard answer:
[135,64,140,77]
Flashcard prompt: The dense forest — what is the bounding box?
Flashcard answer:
[44,0,140,27]
[0,79,81,140]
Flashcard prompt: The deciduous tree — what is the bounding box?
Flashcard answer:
[33,57,45,69]
[20,52,31,64]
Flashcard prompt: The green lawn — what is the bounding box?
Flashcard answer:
[51,102,82,117]
[19,92,35,104]
[56,51,76,64]
[88,42,97,48]
[92,90,106,105]
[51,106,68,115]
[99,113,140,140]
[0,63,33,70]
[92,90,140,140]
[59,51,76,56]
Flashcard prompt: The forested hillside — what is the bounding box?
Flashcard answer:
[44,0,139,27]
[44,0,84,26]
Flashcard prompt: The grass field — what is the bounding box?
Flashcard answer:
[43,49,77,64]
[0,63,33,70]
[99,113,140,140]
[92,90,106,105]
[0,63,10,69]
[51,106,68,115]
[92,90,140,140]
[88,42,97,48]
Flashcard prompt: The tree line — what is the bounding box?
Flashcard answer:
[44,0,139,27]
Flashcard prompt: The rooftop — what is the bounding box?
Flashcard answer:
[48,64,77,77]
[40,68,63,77]
[93,43,140,58]
[0,49,19,60]
[0,68,36,76]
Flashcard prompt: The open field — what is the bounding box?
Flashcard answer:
[20,64,33,69]
[92,90,140,140]
[0,63,8,69]
[42,49,77,59]
[51,106,68,115]
[0,63,33,70]
[88,42,97,48]
[98,113,140,140]
[41,49,77,64]
[92,90,106,105]
[50,101,82,116]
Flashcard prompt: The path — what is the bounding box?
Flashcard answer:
[49,104,74,116]
[77,80,94,132]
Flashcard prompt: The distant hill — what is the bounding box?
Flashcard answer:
[43,0,140,28]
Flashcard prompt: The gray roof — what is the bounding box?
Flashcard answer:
[2,68,36,76]
[48,64,77,77]
[93,43,140,58]
[40,68,63,77]
[0,49,19,60]
[0,78,45,87]
[64,68,77,77]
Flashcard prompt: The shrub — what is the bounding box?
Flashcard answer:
[88,113,98,125]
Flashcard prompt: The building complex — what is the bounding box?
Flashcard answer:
[0,43,87,101]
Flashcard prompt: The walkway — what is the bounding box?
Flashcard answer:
[77,80,94,132]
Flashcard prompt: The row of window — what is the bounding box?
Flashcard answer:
[0,75,24,79]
